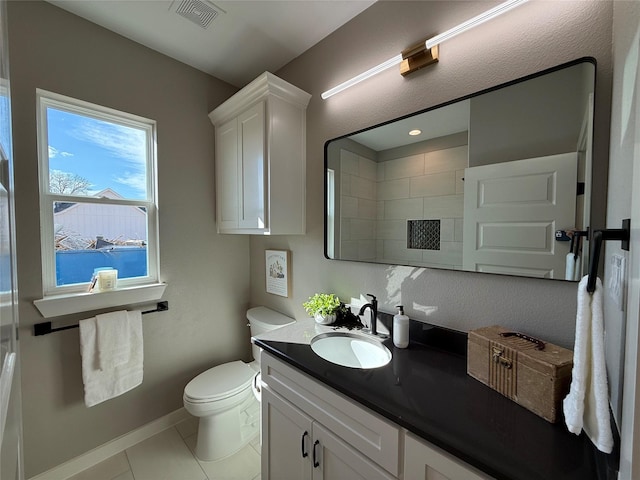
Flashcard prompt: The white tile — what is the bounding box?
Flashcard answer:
[176,416,199,440]
[358,156,377,181]
[383,154,424,180]
[378,178,410,201]
[424,145,468,174]
[423,195,464,218]
[339,240,359,260]
[350,175,376,200]
[382,240,423,263]
[376,219,407,240]
[340,218,351,240]
[410,171,456,198]
[376,201,384,220]
[377,162,385,182]
[349,219,375,240]
[193,444,261,480]
[340,172,351,196]
[341,195,358,218]
[126,428,206,480]
[66,452,130,480]
[358,198,377,219]
[454,218,464,242]
[440,218,455,242]
[358,239,377,261]
[384,198,423,220]
[340,149,359,175]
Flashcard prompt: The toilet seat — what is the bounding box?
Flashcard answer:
[184,361,255,403]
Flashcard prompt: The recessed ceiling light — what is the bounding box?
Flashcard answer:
[409,129,422,136]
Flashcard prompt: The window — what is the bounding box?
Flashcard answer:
[37,90,159,296]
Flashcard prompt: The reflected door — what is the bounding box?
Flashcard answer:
[463,153,578,278]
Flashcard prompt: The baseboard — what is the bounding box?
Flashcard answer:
[29,407,191,480]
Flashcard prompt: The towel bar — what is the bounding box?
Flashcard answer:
[33,301,168,336]
[587,219,630,294]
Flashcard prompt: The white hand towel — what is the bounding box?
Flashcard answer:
[563,276,614,453]
[565,253,576,281]
[79,311,143,408]
[96,311,131,370]
[573,256,581,281]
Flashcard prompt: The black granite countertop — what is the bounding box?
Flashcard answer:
[254,313,617,480]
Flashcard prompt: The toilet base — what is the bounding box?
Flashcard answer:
[194,395,259,462]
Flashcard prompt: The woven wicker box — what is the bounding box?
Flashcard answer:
[467,325,574,423]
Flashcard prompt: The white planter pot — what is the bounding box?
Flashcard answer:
[314,313,336,325]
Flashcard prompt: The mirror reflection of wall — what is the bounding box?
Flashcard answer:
[325,59,595,282]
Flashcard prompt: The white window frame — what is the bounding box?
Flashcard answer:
[36,89,160,297]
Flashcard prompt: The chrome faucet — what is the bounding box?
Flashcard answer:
[358,294,378,336]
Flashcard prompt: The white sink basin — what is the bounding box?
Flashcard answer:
[310,332,392,369]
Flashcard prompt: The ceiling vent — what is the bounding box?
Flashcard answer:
[174,0,223,29]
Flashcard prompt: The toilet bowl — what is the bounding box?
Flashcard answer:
[183,306,295,461]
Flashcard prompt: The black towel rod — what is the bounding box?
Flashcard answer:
[587,219,630,294]
[33,301,169,336]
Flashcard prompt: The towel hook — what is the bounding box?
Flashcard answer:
[587,219,630,294]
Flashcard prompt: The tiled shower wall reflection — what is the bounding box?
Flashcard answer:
[340,144,467,268]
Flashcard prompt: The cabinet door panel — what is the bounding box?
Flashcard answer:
[238,101,266,229]
[312,423,395,480]
[404,432,494,480]
[216,118,239,231]
[262,387,312,480]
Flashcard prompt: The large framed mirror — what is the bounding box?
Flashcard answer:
[324,58,596,281]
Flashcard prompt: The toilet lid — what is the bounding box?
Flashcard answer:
[184,361,255,402]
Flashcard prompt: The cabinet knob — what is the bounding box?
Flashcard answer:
[301,431,308,458]
[313,439,320,468]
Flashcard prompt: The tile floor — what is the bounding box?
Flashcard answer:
[66,416,261,480]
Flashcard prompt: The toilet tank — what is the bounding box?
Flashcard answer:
[247,306,295,361]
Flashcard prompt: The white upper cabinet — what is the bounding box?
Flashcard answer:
[209,72,311,235]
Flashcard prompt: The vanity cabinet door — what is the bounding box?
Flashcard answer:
[237,101,266,230]
[403,432,494,480]
[262,386,313,480]
[215,102,266,233]
[215,117,239,231]
[312,423,395,480]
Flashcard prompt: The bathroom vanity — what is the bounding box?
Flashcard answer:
[254,316,613,480]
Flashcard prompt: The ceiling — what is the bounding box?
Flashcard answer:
[47,0,375,88]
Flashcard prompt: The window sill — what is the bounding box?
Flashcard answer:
[33,283,167,318]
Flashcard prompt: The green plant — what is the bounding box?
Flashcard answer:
[303,293,341,317]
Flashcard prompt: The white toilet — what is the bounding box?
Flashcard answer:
[183,306,295,461]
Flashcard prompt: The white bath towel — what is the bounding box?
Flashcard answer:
[79,311,143,407]
[563,276,614,453]
[96,311,131,370]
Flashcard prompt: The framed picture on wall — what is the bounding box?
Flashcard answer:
[265,249,291,297]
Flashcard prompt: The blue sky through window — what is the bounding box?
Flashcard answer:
[47,107,148,200]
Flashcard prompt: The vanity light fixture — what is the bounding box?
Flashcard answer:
[321,0,528,99]
[321,54,403,100]
[425,0,529,49]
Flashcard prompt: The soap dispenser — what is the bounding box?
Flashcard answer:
[393,306,409,348]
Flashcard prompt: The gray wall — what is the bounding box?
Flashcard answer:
[8,2,251,477]
[254,1,612,354]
